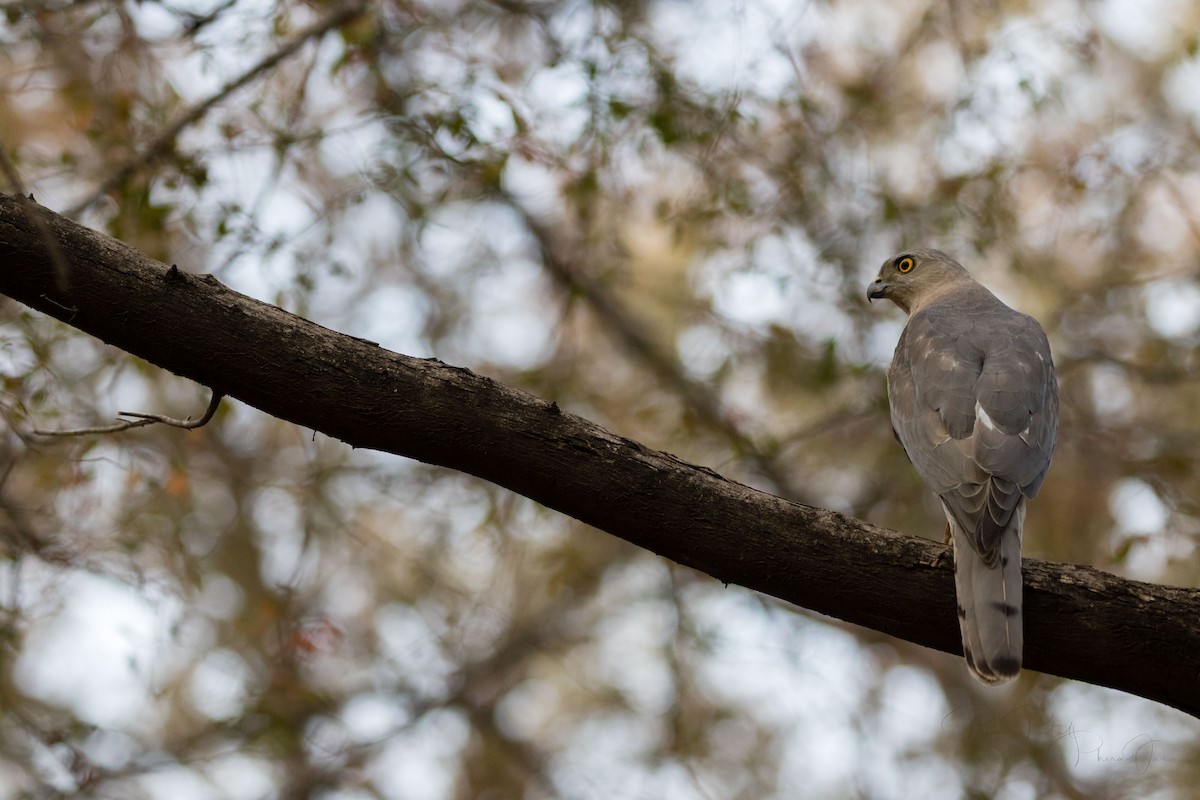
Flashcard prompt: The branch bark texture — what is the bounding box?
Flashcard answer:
[1,193,1198,717]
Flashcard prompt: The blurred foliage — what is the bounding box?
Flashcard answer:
[1,0,1200,797]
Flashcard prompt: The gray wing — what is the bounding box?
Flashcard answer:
[888,297,1058,559]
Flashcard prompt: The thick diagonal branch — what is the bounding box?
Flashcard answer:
[1,193,1198,717]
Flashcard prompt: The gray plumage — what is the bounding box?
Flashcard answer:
[868,249,1058,684]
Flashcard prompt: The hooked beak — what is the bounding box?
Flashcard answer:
[867,276,889,302]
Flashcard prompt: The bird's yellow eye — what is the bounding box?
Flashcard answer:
[897,256,915,273]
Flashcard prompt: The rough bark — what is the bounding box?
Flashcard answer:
[1,193,1198,717]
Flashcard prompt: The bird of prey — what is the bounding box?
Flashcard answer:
[868,249,1058,684]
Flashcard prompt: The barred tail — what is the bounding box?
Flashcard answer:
[948,505,1024,684]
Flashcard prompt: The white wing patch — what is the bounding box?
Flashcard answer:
[975,401,999,432]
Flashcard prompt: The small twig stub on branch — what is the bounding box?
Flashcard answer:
[32,390,225,438]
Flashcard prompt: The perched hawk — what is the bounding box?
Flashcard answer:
[868,249,1058,684]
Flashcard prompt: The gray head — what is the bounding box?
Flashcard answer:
[866,249,973,315]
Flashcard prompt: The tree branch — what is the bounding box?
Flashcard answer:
[31,388,224,437]
[1,192,1198,716]
[63,2,369,218]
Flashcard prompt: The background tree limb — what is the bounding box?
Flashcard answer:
[1,192,1197,717]
[62,1,369,218]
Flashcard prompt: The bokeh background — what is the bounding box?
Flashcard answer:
[2,0,1200,797]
